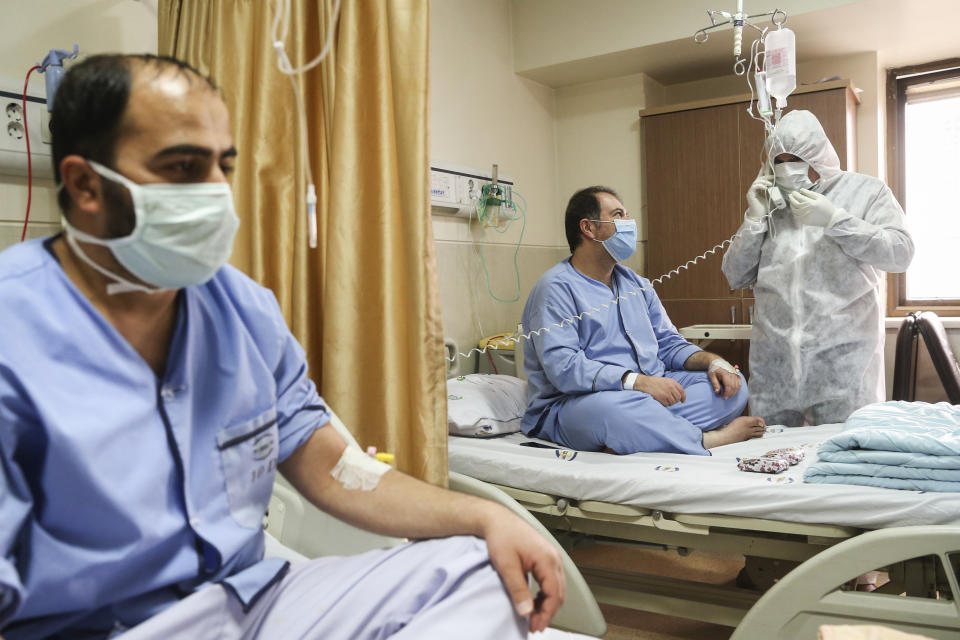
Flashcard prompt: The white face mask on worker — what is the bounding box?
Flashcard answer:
[774,161,813,193]
[63,160,240,295]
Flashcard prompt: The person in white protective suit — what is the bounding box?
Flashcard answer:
[721,110,914,427]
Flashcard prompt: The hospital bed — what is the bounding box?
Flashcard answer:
[446,380,960,639]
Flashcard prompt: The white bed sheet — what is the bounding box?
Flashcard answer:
[449,424,960,530]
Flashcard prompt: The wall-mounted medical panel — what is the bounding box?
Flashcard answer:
[430,161,513,220]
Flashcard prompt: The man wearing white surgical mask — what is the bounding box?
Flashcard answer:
[521,186,766,456]
[0,54,562,640]
[723,110,914,427]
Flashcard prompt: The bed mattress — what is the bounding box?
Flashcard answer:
[449,424,960,530]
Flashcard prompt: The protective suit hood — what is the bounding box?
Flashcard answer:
[767,110,843,181]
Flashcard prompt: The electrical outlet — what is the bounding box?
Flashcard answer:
[6,120,24,141]
[5,102,22,121]
[0,90,53,178]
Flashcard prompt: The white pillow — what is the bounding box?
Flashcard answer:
[447,374,528,437]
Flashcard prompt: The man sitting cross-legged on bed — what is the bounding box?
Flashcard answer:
[520,186,766,455]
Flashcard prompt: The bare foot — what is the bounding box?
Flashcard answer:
[703,416,766,449]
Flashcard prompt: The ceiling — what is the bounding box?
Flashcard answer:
[517,0,960,87]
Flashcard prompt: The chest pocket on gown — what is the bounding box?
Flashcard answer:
[217,407,279,529]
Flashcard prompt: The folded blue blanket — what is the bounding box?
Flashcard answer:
[803,401,960,492]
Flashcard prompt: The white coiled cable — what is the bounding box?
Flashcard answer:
[445,211,776,366]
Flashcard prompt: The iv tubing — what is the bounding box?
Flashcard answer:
[271,0,342,248]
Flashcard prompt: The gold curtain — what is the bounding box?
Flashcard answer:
[159,0,447,485]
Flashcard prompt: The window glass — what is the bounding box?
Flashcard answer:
[903,81,960,300]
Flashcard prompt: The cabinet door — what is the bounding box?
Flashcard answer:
[645,104,742,301]
[660,299,747,374]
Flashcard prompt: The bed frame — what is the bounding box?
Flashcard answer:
[266,410,960,637]
[448,472,960,639]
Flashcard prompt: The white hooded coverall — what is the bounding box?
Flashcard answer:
[722,110,914,427]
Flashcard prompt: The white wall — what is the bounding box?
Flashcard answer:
[663,75,744,104]
[555,73,652,238]
[554,72,664,275]
[430,0,562,370]
[798,52,879,177]
[0,0,158,250]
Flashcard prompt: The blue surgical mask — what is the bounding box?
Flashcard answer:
[591,218,637,262]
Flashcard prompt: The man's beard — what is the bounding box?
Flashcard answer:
[102,179,137,239]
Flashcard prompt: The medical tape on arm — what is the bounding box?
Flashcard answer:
[330,446,392,491]
[707,358,738,375]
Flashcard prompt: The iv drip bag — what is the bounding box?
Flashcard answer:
[764,27,796,107]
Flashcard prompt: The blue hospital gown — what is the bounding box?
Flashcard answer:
[521,259,748,455]
[0,238,327,639]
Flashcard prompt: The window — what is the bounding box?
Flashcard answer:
[887,60,960,315]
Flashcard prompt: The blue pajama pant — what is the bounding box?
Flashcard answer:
[118,536,526,639]
[550,370,749,455]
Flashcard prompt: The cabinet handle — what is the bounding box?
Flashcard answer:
[749,305,755,325]
[730,305,737,324]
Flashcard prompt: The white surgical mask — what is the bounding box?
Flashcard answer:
[774,161,814,192]
[591,218,637,262]
[64,161,240,295]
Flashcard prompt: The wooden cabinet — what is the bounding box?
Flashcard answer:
[645,104,742,301]
[641,81,859,375]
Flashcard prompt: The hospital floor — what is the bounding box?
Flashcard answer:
[568,545,741,640]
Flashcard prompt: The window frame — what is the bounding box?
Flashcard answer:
[885,58,960,317]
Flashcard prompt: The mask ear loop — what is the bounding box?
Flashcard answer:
[63,226,166,295]
[585,218,604,243]
[60,161,165,294]
[84,160,146,246]
[589,219,624,247]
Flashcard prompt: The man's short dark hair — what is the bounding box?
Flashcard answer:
[51,53,218,215]
[564,186,621,253]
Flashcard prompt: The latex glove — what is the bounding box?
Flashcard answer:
[788,188,839,227]
[745,174,774,221]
